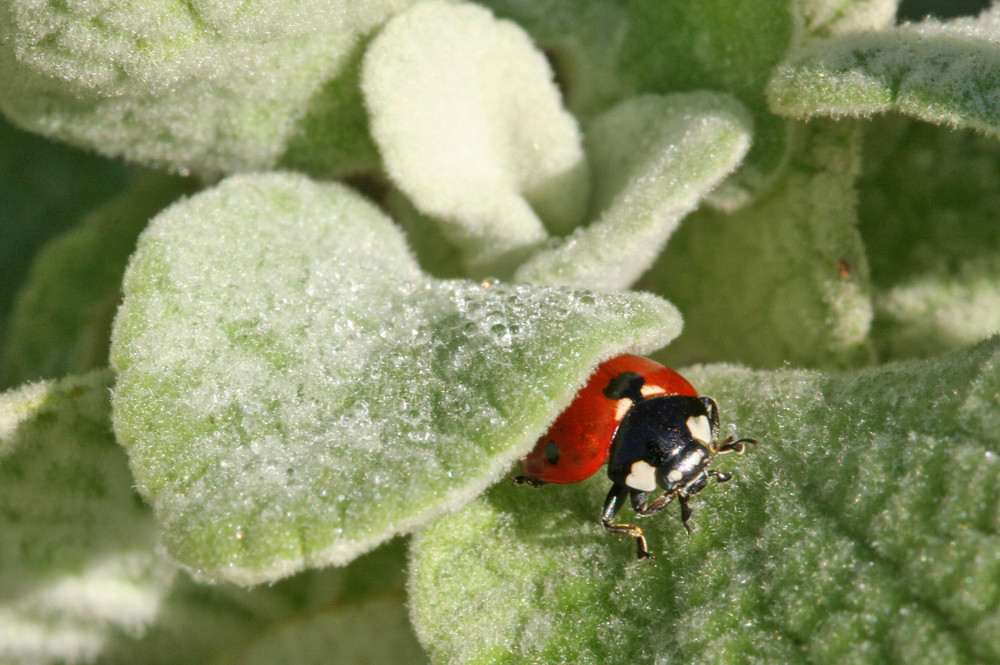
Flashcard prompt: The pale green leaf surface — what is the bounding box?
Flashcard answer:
[858,116,1000,359]
[411,337,1000,665]
[0,370,177,665]
[768,6,1000,134]
[514,92,752,290]
[1,173,199,387]
[362,1,588,277]
[0,0,417,174]
[97,539,416,665]
[639,121,874,369]
[111,173,681,585]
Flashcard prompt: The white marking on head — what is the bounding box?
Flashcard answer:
[677,449,706,477]
[640,384,665,397]
[614,398,633,421]
[625,460,657,492]
[686,415,712,444]
[667,469,683,484]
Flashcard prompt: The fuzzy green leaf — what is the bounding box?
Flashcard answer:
[362,1,588,276]
[110,173,682,585]
[768,7,1000,134]
[411,337,1000,665]
[0,371,177,664]
[0,0,417,174]
[1,173,198,387]
[514,92,752,290]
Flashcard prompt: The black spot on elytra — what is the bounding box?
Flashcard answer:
[603,371,645,402]
[544,440,560,466]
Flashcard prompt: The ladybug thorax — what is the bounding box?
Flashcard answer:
[607,394,719,495]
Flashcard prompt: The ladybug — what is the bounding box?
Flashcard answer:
[514,354,755,559]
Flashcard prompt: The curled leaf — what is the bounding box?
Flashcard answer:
[362,1,588,275]
[515,92,752,290]
[768,7,1000,135]
[111,173,681,585]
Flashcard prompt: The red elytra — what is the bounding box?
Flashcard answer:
[519,354,697,484]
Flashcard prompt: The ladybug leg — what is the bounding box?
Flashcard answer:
[710,470,733,483]
[632,489,675,517]
[512,476,547,487]
[678,494,695,533]
[601,485,654,560]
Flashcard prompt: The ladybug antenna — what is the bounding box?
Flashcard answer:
[713,436,756,455]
